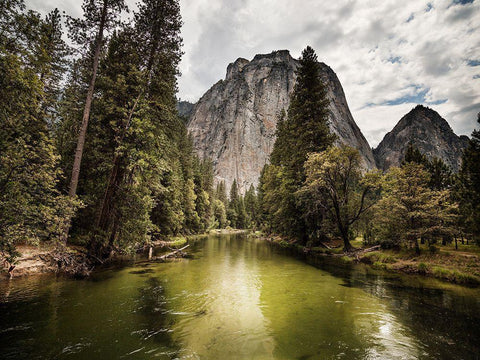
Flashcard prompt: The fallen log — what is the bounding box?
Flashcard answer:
[360,245,381,253]
[152,245,189,262]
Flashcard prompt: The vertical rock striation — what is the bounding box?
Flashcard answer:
[187,50,375,193]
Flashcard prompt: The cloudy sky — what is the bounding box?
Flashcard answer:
[27,0,480,146]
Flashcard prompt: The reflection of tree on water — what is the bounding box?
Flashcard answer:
[330,265,480,358]
[137,276,180,356]
[365,278,480,357]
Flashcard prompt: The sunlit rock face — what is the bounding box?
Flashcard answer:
[373,105,469,172]
[187,50,376,193]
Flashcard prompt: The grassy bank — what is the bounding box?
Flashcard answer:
[255,233,480,286]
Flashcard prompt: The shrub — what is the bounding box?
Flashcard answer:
[417,262,429,274]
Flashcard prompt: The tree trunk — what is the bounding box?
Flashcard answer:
[415,239,420,255]
[95,94,141,230]
[62,0,108,243]
[340,227,352,252]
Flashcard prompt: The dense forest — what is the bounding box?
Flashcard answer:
[0,0,250,268]
[1,0,479,277]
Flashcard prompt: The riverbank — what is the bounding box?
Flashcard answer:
[1,229,249,279]
[255,233,480,286]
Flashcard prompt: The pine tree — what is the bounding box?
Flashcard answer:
[244,184,257,228]
[457,113,480,241]
[0,1,77,263]
[402,142,428,167]
[215,181,228,206]
[227,179,239,228]
[263,46,334,242]
[63,0,127,242]
[271,46,335,182]
[402,143,453,191]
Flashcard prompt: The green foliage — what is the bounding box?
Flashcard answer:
[261,46,334,243]
[0,1,78,263]
[0,0,217,264]
[212,199,227,228]
[244,184,257,227]
[457,114,480,241]
[374,163,457,252]
[301,146,382,250]
[402,143,454,191]
[417,262,429,274]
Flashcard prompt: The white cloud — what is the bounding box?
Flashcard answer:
[26,0,480,147]
[178,0,480,147]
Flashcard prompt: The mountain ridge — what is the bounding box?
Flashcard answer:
[373,105,469,171]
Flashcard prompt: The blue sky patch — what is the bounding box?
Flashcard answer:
[388,56,402,64]
[467,59,480,66]
[382,85,447,106]
[451,0,474,5]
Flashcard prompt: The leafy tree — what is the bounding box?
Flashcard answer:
[302,146,382,251]
[402,142,453,191]
[375,163,457,253]
[212,199,227,228]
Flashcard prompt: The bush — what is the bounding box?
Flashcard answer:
[417,262,429,274]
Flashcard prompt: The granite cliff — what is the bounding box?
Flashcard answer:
[187,50,375,193]
[373,105,469,171]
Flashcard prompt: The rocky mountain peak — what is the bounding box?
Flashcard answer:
[226,58,249,80]
[373,105,469,171]
[187,50,376,193]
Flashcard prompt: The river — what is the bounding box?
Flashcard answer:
[1,233,479,359]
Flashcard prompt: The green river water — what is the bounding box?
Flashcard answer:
[1,233,479,359]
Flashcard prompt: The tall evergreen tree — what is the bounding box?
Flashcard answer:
[262,46,334,242]
[457,113,480,241]
[270,46,335,182]
[0,1,77,263]
[244,184,257,228]
[227,179,239,228]
[64,0,127,242]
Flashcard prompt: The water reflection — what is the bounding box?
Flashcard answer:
[0,233,479,359]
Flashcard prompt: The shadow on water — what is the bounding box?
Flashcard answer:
[269,242,480,358]
[136,276,179,350]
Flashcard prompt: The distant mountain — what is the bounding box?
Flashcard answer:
[373,105,469,171]
[186,50,376,193]
[177,100,195,121]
